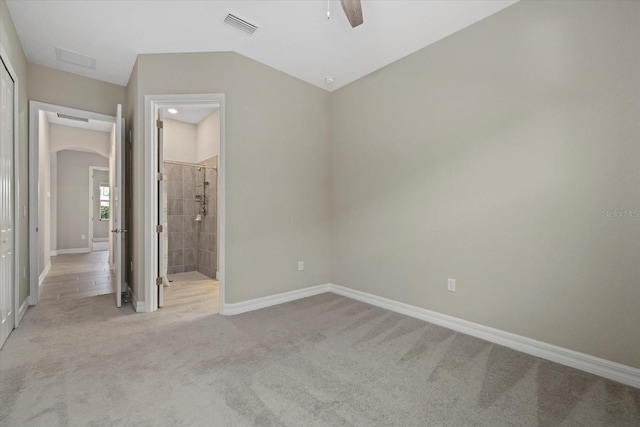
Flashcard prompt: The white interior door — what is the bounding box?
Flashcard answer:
[157,109,164,308]
[111,104,124,307]
[0,60,15,347]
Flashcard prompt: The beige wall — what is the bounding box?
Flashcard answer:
[50,124,110,158]
[330,0,640,368]
[48,124,111,252]
[1,0,29,305]
[131,52,331,304]
[164,113,219,163]
[27,63,126,117]
[50,152,57,251]
[196,110,219,162]
[37,110,50,275]
[163,118,197,163]
[56,150,108,250]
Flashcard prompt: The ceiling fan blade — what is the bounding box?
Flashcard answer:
[340,0,364,28]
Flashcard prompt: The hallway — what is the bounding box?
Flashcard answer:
[39,251,220,310]
[39,252,115,304]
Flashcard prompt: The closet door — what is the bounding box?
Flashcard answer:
[0,59,15,348]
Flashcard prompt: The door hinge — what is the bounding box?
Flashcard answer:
[156,173,163,181]
[156,277,163,286]
[156,120,163,128]
[156,224,163,233]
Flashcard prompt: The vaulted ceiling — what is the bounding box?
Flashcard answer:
[7,0,516,91]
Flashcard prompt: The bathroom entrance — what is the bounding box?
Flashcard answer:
[159,103,220,311]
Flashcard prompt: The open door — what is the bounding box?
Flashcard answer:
[111,104,125,307]
[156,109,165,308]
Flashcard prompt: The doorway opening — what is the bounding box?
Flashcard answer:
[144,94,226,314]
[28,102,126,307]
[161,105,220,311]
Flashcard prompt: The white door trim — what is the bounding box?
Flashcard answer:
[28,101,116,306]
[144,94,226,314]
[88,166,109,252]
[0,45,21,328]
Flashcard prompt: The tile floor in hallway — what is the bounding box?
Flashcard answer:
[39,251,115,303]
[39,252,220,313]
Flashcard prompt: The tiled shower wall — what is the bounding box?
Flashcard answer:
[166,163,198,274]
[165,157,217,279]
[197,156,217,278]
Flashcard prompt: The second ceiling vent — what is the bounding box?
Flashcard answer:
[224,13,258,35]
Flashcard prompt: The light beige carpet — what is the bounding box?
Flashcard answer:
[1,292,638,426]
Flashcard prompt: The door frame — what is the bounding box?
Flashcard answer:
[0,45,22,327]
[28,101,116,305]
[88,166,109,252]
[144,93,226,314]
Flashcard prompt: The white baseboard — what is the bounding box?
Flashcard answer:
[92,241,108,252]
[219,281,640,388]
[328,284,640,389]
[131,289,144,312]
[221,283,331,316]
[51,247,90,256]
[38,261,51,287]
[16,298,28,327]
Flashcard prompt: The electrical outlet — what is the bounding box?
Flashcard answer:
[447,278,456,292]
[298,261,304,271]
[81,234,86,240]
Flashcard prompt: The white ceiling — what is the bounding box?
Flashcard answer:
[7,1,516,91]
[45,111,114,133]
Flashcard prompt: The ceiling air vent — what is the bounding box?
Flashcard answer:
[57,113,89,122]
[224,13,258,35]
[55,47,97,69]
